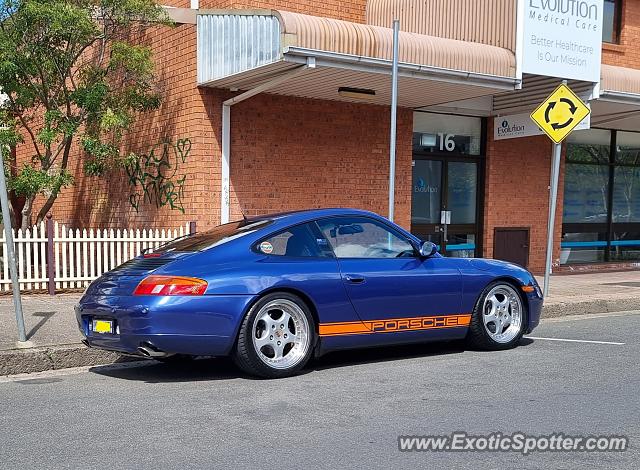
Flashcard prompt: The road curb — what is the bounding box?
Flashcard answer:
[0,344,147,376]
[542,298,640,318]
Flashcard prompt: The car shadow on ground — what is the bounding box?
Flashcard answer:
[90,337,534,383]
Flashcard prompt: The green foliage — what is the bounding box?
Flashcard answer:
[0,111,22,149]
[81,135,120,175]
[0,0,171,226]
[9,164,73,198]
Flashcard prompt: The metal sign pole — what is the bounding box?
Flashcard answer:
[388,19,399,222]
[543,142,562,298]
[0,146,27,342]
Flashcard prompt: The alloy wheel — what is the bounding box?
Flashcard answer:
[482,284,523,344]
[251,299,311,370]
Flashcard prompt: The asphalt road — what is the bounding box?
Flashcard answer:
[1,311,638,469]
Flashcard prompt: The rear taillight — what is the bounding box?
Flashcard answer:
[133,275,208,296]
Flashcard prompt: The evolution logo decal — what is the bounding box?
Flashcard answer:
[319,314,471,337]
[414,177,438,194]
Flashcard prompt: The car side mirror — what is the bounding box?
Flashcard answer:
[419,241,438,258]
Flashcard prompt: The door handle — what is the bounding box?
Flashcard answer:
[344,274,366,284]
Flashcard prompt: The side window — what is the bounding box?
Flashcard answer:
[317,217,416,259]
[256,223,327,257]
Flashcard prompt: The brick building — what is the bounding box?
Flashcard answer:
[18,0,640,274]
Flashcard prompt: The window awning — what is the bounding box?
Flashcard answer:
[196,10,519,108]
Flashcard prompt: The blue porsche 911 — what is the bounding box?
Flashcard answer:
[76,208,543,378]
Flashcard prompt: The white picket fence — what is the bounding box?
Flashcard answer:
[0,222,192,292]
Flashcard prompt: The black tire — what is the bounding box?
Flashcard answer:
[233,292,316,379]
[467,281,527,350]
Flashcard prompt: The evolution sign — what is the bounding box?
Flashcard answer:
[521,0,603,83]
[494,109,589,141]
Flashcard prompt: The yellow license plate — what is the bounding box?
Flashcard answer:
[92,320,113,334]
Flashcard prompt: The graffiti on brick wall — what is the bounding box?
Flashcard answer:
[125,138,191,213]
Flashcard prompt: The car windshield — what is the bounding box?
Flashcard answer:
[159,219,272,252]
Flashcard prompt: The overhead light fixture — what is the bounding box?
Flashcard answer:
[338,87,376,100]
[419,133,437,147]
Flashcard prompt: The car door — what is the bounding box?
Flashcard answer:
[315,216,463,333]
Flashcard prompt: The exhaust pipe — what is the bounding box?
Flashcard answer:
[137,342,170,358]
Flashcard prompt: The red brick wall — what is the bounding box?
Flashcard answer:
[213,91,413,229]
[483,121,566,274]
[602,0,640,67]
[200,0,368,23]
[164,0,191,7]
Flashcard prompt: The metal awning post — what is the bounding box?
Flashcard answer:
[388,19,400,222]
[0,145,26,342]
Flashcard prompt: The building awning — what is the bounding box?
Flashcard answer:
[600,64,640,102]
[365,0,517,51]
[590,64,640,131]
[196,10,519,108]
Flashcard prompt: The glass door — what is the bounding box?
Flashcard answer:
[411,112,484,257]
[411,158,479,257]
[411,159,443,248]
[446,161,478,257]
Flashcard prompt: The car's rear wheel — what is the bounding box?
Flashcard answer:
[233,292,315,378]
[467,281,526,350]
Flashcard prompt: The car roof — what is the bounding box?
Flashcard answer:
[245,208,381,225]
[239,208,421,245]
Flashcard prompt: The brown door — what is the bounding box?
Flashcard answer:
[494,228,529,268]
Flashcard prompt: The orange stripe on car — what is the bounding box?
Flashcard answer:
[319,314,471,337]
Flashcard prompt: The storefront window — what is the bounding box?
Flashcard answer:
[616,131,640,165]
[565,129,611,163]
[563,129,611,223]
[562,128,640,264]
[560,233,607,264]
[562,129,611,264]
[562,164,609,224]
[612,166,640,223]
[611,166,640,261]
[611,231,640,261]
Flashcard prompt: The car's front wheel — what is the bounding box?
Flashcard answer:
[467,281,526,350]
[233,292,315,378]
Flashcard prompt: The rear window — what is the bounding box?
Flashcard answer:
[255,223,331,257]
[159,219,272,252]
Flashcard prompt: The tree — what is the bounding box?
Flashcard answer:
[0,0,169,230]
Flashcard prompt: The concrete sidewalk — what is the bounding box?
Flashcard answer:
[1,270,639,375]
[543,270,640,316]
